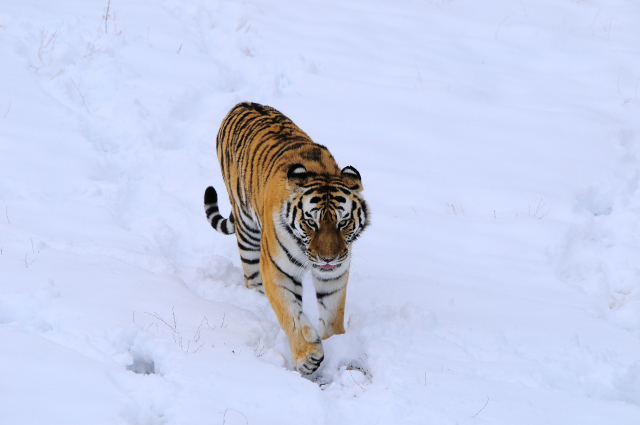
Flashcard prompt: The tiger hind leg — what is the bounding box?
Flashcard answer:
[233,208,264,294]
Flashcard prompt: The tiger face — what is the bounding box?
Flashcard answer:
[282,164,369,273]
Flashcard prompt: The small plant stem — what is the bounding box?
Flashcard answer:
[222,409,248,425]
[105,0,111,33]
[472,397,489,418]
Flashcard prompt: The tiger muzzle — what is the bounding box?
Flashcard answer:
[309,226,346,266]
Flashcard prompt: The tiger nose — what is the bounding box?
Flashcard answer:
[319,255,337,263]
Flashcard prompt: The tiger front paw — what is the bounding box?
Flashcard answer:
[292,341,324,375]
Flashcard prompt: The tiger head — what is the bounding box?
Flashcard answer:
[281,163,369,273]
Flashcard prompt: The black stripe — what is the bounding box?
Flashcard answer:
[245,271,260,280]
[241,257,260,265]
[290,206,298,230]
[241,219,261,235]
[221,220,229,234]
[314,271,348,282]
[303,186,324,196]
[210,215,222,228]
[281,220,301,242]
[316,287,343,299]
[280,218,307,251]
[268,253,302,286]
[307,354,324,365]
[238,217,261,243]
[205,206,218,216]
[236,227,261,247]
[275,233,304,268]
[265,141,309,177]
[285,201,292,217]
[238,241,260,252]
[279,285,302,302]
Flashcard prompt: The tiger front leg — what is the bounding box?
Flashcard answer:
[261,249,324,375]
[312,268,349,340]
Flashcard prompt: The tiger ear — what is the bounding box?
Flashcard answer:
[287,163,308,189]
[341,166,362,191]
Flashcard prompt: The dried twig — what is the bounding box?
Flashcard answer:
[105,0,111,34]
[530,199,549,219]
[84,36,103,58]
[193,316,213,343]
[253,340,266,357]
[222,409,248,425]
[144,309,177,333]
[38,28,61,62]
[69,77,91,113]
[111,11,124,35]
[23,253,36,268]
[472,397,489,418]
[50,69,63,80]
[494,16,509,40]
[348,368,366,392]
[358,357,371,376]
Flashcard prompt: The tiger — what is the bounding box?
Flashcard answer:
[204,102,369,374]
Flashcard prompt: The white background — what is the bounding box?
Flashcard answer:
[1,1,639,423]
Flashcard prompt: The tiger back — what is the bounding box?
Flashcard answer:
[204,102,369,374]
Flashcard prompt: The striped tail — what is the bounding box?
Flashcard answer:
[204,186,235,235]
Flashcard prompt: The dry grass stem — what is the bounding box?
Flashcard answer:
[472,397,489,418]
[358,357,371,376]
[348,368,366,392]
[222,408,248,425]
[38,28,61,62]
[104,0,111,33]
[494,15,509,40]
[69,77,91,113]
[530,198,549,219]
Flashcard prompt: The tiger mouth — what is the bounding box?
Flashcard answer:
[313,263,341,271]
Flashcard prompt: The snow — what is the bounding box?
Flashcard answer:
[1,0,640,423]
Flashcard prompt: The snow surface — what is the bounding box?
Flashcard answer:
[1,0,640,423]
